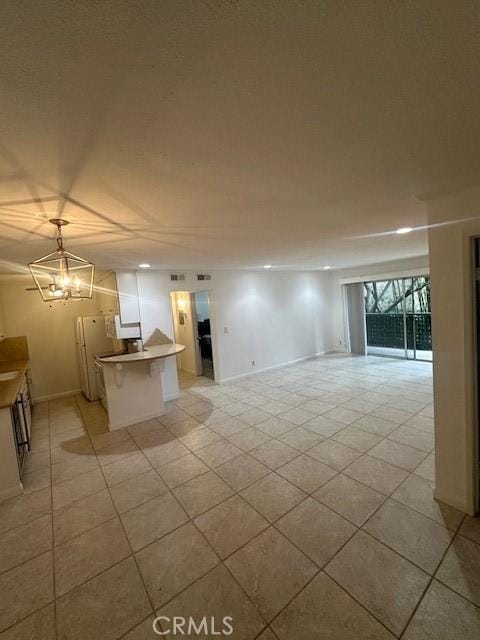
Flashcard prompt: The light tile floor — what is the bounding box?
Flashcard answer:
[0,354,479,639]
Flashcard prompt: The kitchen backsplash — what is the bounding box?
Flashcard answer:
[0,336,29,362]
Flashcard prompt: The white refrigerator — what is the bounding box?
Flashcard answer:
[75,316,113,401]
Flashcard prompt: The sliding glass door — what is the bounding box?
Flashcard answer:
[364,275,432,361]
[405,276,432,360]
[364,279,405,357]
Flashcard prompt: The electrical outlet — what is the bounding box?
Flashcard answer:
[251,360,255,367]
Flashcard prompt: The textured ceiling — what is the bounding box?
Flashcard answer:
[0,0,479,271]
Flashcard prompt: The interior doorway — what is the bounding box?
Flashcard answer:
[363,276,432,361]
[170,290,215,380]
[192,291,214,379]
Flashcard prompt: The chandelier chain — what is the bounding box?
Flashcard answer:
[55,223,64,251]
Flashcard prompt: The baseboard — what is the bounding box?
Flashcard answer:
[0,484,23,503]
[433,489,473,515]
[33,388,81,403]
[217,352,330,384]
[329,349,356,355]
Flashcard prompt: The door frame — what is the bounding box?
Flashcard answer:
[190,292,203,376]
[471,237,480,514]
[191,290,216,380]
[363,274,432,362]
[170,288,219,382]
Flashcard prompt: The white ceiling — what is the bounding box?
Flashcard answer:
[0,1,479,272]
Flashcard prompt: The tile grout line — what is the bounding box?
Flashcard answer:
[154,456,366,630]
[105,433,278,638]
[181,361,439,635]
[0,405,56,637]
[433,573,480,610]
[47,399,58,640]
[172,490,276,636]
[118,614,154,640]
[15,397,435,545]
[80,412,361,634]
[323,570,403,638]
[9,355,438,638]
[79,400,323,640]
[246,366,446,636]
[260,473,435,636]
[71,396,160,632]
[13,373,434,514]
[319,474,449,635]
[1,447,439,587]
[397,512,468,638]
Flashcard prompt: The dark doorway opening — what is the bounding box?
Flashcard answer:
[193,291,214,379]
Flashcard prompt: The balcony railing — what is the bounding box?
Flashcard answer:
[365,313,432,351]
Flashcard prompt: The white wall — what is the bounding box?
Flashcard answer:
[330,256,430,352]
[427,186,480,514]
[136,270,334,395]
[0,278,102,401]
[136,273,180,401]
[0,269,334,404]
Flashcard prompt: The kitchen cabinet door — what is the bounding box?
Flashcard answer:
[115,271,140,324]
[103,272,119,315]
[97,272,119,315]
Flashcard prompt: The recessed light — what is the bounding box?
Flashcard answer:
[138,263,151,268]
[263,265,272,269]
[396,227,413,235]
[323,265,332,270]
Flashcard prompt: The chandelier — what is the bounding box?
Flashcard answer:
[28,218,95,301]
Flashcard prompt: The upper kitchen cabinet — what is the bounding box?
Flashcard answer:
[116,271,141,324]
[97,271,119,316]
[97,271,141,324]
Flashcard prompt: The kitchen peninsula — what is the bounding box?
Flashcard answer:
[97,343,185,430]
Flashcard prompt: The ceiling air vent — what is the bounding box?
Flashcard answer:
[170,274,185,281]
[196,274,211,281]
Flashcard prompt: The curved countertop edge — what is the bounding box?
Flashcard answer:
[97,343,185,364]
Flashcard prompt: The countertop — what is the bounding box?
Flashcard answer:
[0,360,29,409]
[97,343,185,364]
